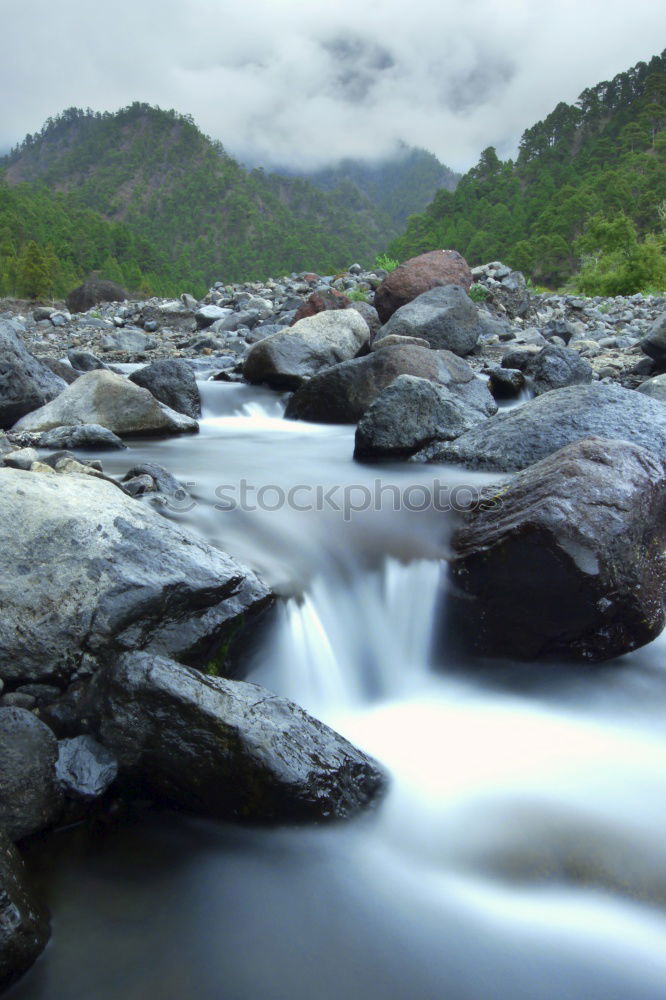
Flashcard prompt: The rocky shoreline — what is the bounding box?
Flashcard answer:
[1,251,666,990]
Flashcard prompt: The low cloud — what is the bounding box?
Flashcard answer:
[1,0,663,171]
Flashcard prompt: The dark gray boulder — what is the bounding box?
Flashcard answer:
[0,469,272,687]
[285,344,497,424]
[56,735,118,801]
[0,831,50,991]
[0,708,63,841]
[67,350,109,372]
[488,367,525,398]
[244,310,370,390]
[639,312,666,367]
[529,345,593,395]
[416,383,666,471]
[374,285,494,357]
[90,652,387,823]
[354,374,486,459]
[0,320,66,429]
[37,358,80,385]
[129,359,202,419]
[66,279,127,313]
[38,424,127,450]
[448,437,666,661]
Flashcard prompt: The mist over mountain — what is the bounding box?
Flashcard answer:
[0,104,411,296]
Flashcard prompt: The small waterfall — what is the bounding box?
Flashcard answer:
[251,556,443,716]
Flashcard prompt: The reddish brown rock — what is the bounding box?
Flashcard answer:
[374,250,473,323]
[291,289,352,325]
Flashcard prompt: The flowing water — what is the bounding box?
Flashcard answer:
[9,380,666,1000]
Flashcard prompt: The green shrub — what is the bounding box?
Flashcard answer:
[346,288,369,302]
[375,253,399,272]
[469,282,489,302]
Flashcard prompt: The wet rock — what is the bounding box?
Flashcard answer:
[121,462,185,502]
[530,345,593,395]
[3,448,39,470]
[0,708,63,840]
[244,310,370,390]
[56,735,118,801]
[448,437,666,661]
[91,652,386,823]
[375,285,492,356]
[488,367,525,398]
[38,424,127,450]
[66,279,127,313]
[123,473,157,497]
[0,831,50,991]
[0,469,272,686]
[354,374,484,459]
[500,346,541,370]
[129,359,201,419]
[285,344,497,424]
[416,383,666,471]
[374,249,473,322]
[0,320,66,429]
[12,369,198,436]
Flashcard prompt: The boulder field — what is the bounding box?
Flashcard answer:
[2,249,666,986]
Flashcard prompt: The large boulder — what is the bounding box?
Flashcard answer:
[0,469,272,687]
[0,831,50,992]
[90,652,386,823]
[448,438,666,661]
[11,369,198,436]
[529,345,593,395]
[290,289,352,325]
[285,343,497,424]
[66,279,127,313]
[0,320,66,429]
[0,708,63,841]
[415,383,666,471]
[374,250,473,323]
[243,310,370,389]
[354,374,486,459]
[374,285,493,356]
[639,311,666,367]
[129,359,202,419]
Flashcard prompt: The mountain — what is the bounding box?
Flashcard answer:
[292,147,459,228]
[0,103,403,298]
[390,51,666,293]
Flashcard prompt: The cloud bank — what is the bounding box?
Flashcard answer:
[1,0,663,171]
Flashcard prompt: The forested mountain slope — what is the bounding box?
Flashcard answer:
[390,51,666,292]
[0,104,398,297]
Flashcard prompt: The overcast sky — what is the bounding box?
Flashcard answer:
[1,0,663,171]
